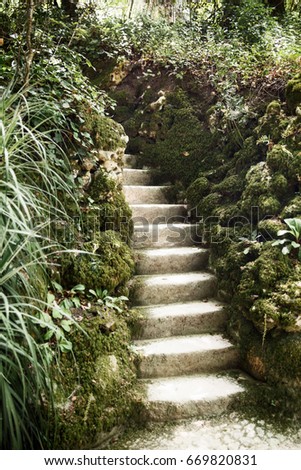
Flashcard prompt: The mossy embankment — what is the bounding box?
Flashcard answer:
[105,56,301,405]
[49,108,142,449]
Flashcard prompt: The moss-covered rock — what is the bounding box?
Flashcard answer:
[62,231,134,294]
[186,176,210,211]
[266,100,282,115]
[236,244,293,332]
[257,218,284,240]
[256,102,288,144]
[82,169,133,242]
[286,74,301,113]
[52,306,143,449]
[281,195,301,218]
[240,162,276,217]
[266,144,295,178]
[198,192,222,219]
[234,136,262,174]
[258,194,281,215]
[79,109,126,151]
[237,316,301,388]
[212,174,244,197]
[212,238,261,299]
[270,172,288,197]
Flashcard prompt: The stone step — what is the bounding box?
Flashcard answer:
[134,247,209,275]
[124,185,169,204]
[130,272,216,306]
[142,372,245,421]
[123,169,153,185]
[130,204,187,224]
[133,300,227,339]
[123,154,137,168]
[134,333,239,378]
[132,223,202,249]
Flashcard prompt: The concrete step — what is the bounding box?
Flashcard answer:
[130,272,216,306]
[134,247,209,275]
[130,204,187,224]
[143,372,245,421]
[123,169,153,185]
[123,154,137,168]
[132,223,202,248]
[133,300,227,339]
[124,185,169,204]
[134,333,239,378]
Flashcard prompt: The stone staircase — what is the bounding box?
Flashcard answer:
[122,154,246,422]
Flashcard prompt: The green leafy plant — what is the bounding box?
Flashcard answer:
[0,85,78,449]
[88,288,128,314]
[272,218,301,260]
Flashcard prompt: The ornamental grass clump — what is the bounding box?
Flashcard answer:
[0,85,77,449]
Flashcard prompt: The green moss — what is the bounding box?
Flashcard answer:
[62,231,134,294]
[256,101,288,144]
[286,74,301,113]
[52,307,143,449]
[240,162,272,217]
[281,195,301,218]
[270,173,288,197]
[212,237,261,298]
[215,203,240,224]
[186,177,210,210]
[258,194,281,215]
[266,100,282,115]
[212,174,244,197]
[257,218,284,240]
[266,144,295,178]
[250,298,279,333]
[109,89,137,123]
[264,333,301,386]
[198,192,222,218]
[79,107,125,151]
[125,88,223,187]
[236,244,292,331]
[88,169,116,202]
[83,169,133,242]
[234,136,262,174]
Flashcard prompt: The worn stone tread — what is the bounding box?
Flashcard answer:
[123,169,153,185]
[131,271,216,305]
[134,333,239,378]
[133,300,227,339]
[130,204,187,223]
[124,185,169,204]
[132,223,202,248]
[134,246,209,274]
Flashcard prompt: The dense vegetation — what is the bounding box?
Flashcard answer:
[0,0,138,449]
[2,0,301,449]
[90,2,301,396]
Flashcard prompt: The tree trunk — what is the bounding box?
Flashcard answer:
[265,0,285,14]
[24,0,35,90]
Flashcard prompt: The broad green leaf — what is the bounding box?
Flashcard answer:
[291,241,300,249]
[59,338,73,353]
[71,284,85,293]
[47,292,55,304]
[282,245,292,255]
[277,229,291,237]
[52,307,63,319]
[72,297,81,308]
[61,298,73,309]
[61,320,72,332]
[44,330,54,341]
